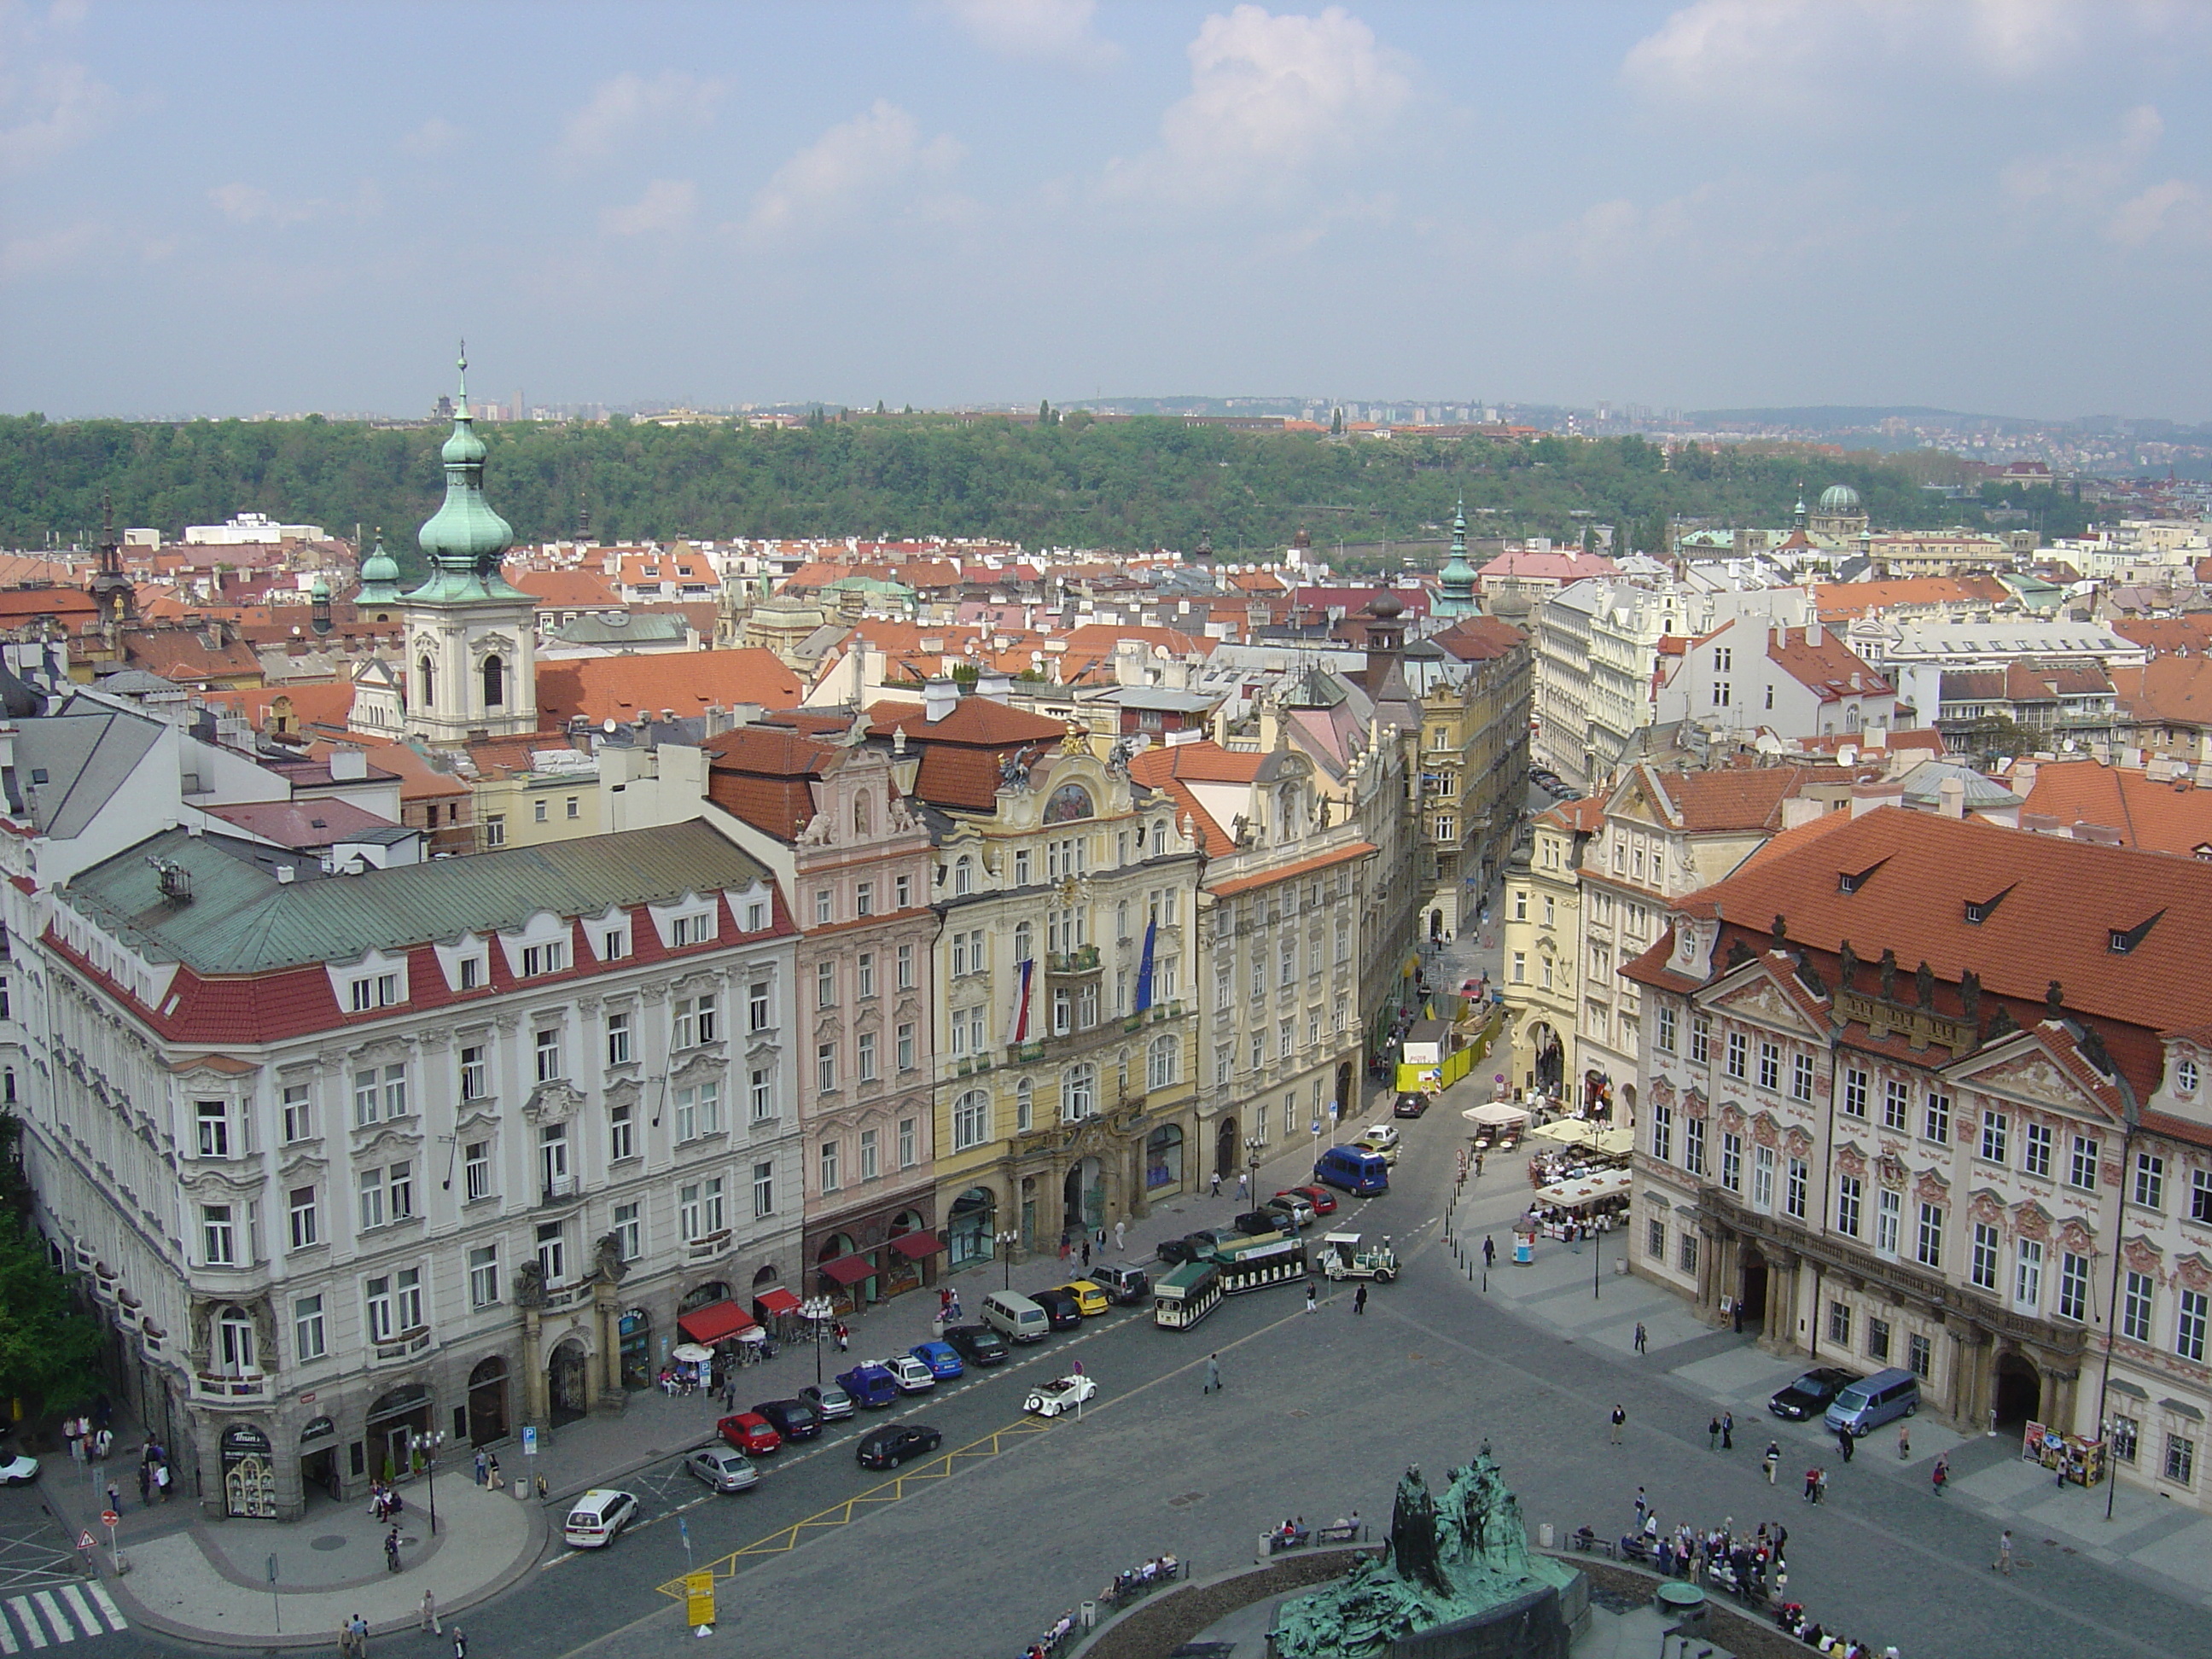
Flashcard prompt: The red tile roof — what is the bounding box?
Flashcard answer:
[1764,627,1890,701]
[2013,759,2212,855]
[864,696,1067,812]
[1429,616,1526,662]
[2113,656,2212,729]
[515,568,622,608]
[1207,841,1377,899]
[536,649,801,725]
[1810,576,2010,620]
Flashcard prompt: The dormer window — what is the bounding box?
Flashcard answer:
[2178,1058,2199,1094]
[1837,860,1884,895]
[2110,911,2164,955]
[1964,884,2015,925]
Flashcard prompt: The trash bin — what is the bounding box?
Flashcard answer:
[1080,1602,1097,1629]
[1538,1522,1554,1548]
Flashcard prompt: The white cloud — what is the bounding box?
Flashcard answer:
[2002,105,2163,207]
[1105,5,1413,207]
[0,218,100,281]
[746,101,963,238]
[942,0,1121,69]
[0,58,116,172]
[2106,179,2212,248]
[601,178,697,237]
[207,180,384,228]
[401,117,463,159]
[556,71,722,165]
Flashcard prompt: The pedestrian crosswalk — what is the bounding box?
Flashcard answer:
[0,1584,128,1650]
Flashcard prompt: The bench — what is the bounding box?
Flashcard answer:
[1315,1522,1365,1545]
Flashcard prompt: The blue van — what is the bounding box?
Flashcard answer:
[1314,1145,1388,1196]
[1823,1366,1918,1437]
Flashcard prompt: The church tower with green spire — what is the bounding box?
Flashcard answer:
[401,346,538,746]
[1434,497,1478,619]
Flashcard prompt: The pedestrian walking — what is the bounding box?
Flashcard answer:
[385,1525,401,1573]
[1837,1426,1856,1464]
[1475,1152,1485,1179]
[1059,1236,1071,1265]
[1897,1424,1911,1462]
[1802,1468,1819,1502]
[835,1321,849,1353]
[1115,1220,1126,1253]
[154,1461,171,1501]
[1816,1470,1829,1504]
[350,1612,369,1656]
[473,1449,487,1487]
[1764,1441,1780,1484]
[1721,1412,1734,1450]
[1081,1238,1091,1269]
[137,1461,149,1505]
[1482,1236,1496,1268]
[1633,1487,1647,1528]
[419,1592,439,1635]
[1202,1353,1222,1395]
[1353,1284,1368,1315]
[1610,1405,1626,1446]
[1708,1417,1720,1452]
[93,1427,113,1460]
[486,1457,504,1491]
[1932,1453,1948,1495]
[1210,1171,1222,1197]
[1633,1322,1647,1353]
[1992,1528,2014,1575]
[948,1290,961,1320]
[63,1416,81,1464]
[1305,1283,1317,1313]
[1237,1171,1249,1200]
[451,1631,467,1659]
[106,1482,119,1516]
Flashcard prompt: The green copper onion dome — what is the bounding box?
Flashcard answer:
[407,343,528,603]
[1438,496,1476,608]
[358,532,403,605]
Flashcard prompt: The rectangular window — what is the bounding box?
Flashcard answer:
[1906,1332,1932,1381]
[1915,1202,1943,1269]
[1720,1131,1742,1194]
[195,1098,230,1158]
[469,1243,500,1307]
[396,1266,423,1331]
[749,1068,773,1121]
[2124,1270,2156,1342]
[1511,952,1526,984]
[358,1167,386,1231]
[753,1161,775,1217]
[2023,1121,2052,1179]
[1790,1052,1815,1103]
[1656,1004,1676,1053]
[2111,1415,2139,1464]
[1650,1102,1672,1163]
[1970,1221,2000,1291]
[388,1161,413,1221]
[819,1139,841,1192]
[2166,1434,2196,1487]
[855,881,875,917]
[1979,1109,2008,1164]
[2058,1250,2092,1321]
[533,800,548,824]
[521,940,564,975]
[381,1064,407,1121]
[2014,1238,2043,1313]
[1646,1217,1665,1259]
[1785,1156,1807,1220]
[567,795,579,819]
[606,1011,632,1068]
[613,1200,640,1261]
[2196,1167,2212,1225]
[895,874,912,908]
[364,1275,393,1342]
[282,1083,313,1143]
[2135,1152,2166,1212]
[857,953,876,999]
[294,1294,325,1361]
[816,962,837,1010]
[353,1068,380,1127]
[896,1022,915,1072]
[536,1222,566,1285]
[460,955,482,989]
[899,1116,917,1168]
[1866,1317,1890,1362]
[463,1141,490,1202]
[1684,1116,1706,1177]
[859,1127,879,1181]
[1882,1079,1909,1132]
[1877,1188,1901,1255]
[2069,1133,2099,1191]
[1828,1300,1852,1346]
[1752,1145,1775,1212]
[1690,1016,1709,1066]
[897,943,915,988]
[1758,1041,1780,1091]
[749,981,772,1032]
[1679,1231,1698,1275]
[745,899,768,931]
[954,1091,989,1149]
[609,1101,635,1163]
[857,1030,878,1082]
[1924,1091,1951,1144]
[1842,1068,1867,1119]
[460,1045,487,1102]
[484,815,506,848]
[1725,1031,1747,1080]
[288,1185,318,1249]
[1836,1173,1862,1238]
[535,1027,561,1083]
[814,888,834,926]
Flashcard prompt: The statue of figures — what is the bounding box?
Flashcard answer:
[1878,948,1898,1000]
[1915,959,1935,1009]
[1387,1467,1449,1597]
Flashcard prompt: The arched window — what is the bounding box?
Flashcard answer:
[1016,1075,1034,1132]
[1147,1034,1179,1091]
[1150,818,1167,857]
[952,1088,990,1151]
[1013,921,1033,963]
[218,1305,257,1375]
[481,653,505,708]
[954,856,975,897]
[1061,1062,1096,1122]
[417,655,435,707]
[1044,783,1093,824]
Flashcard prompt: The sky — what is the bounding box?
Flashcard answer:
[3,0,2210,422]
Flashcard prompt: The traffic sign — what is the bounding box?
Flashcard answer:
[99,1509,119,1527]
[77,1531,96,1550]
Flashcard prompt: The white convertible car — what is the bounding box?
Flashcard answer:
[1024,1373,1098,1417]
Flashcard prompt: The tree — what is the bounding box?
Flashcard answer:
[0,1114,102,1415]
[1330,407,1344,435]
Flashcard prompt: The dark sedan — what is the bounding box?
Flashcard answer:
[1156,1228,1227,1266]
[1030,1287,1083,1331]
[856,1423,942,1470]
[944,1324,1010,1366]
[752,1399,823,1441]
[1392,1092,1430,1119]
[1768,1366,1858,1421]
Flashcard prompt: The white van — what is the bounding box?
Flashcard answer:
[981,1289,1050,1344]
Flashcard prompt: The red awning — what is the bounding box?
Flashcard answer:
[888,1231,945,1260]
[819,1254,877,1287]
[677,1300,751,1346]
[753,1288,802,1318]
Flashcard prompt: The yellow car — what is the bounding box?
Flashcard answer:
[1056,1279,1112,1317]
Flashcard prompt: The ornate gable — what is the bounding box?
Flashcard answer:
[1951,1031,2125,1125]
[1711,970,1821,1038]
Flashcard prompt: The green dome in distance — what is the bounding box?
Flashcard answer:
[1819,484,1862,514]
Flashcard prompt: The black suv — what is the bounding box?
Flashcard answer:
[752,1399,822,1441]
[1392,1092,1429,1119]
[943,1324,1010,1366]
[1768,1366,1857,1421]
[1230,1210,1280,1237]
[1088,1262,1151,1305]
[856,1423,942,1470]
[1030,1287,1083,1330]
[1156,1228,1227,1266]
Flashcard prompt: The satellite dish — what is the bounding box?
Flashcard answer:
[602,718,618,734]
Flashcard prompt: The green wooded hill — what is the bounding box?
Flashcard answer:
[0,412,2082,580]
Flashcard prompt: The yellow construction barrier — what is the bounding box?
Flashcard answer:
[685,1570,714,1627]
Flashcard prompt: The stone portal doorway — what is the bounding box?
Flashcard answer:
[1994,1350,2041,1428]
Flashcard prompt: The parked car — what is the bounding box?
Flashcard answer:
[1030,1287,1084,1330]
[1156,1229,1227,1265]
[0,1450,39,1487]
[1054,1280,1112,1317]
[562,1488,640,1548]
[1768,1367,1857,1422]
[1355,1124,1402,1161]
[1313,1145,1388,1196]
[715,1412,782,1456]
[1284,1185,1338,1216]
[1230,1209,1282,1237]
[1086,1262,1152,1306]
[881,1353,937,1394]
[1025,1373,1099,1417]
[856,1423,942,1470]
[1392,1091,1430,1119]
[942,1324,1010,1366]
[800,1382,856,1420]
[1264,1192,1317,1229]
[685,1447,760,1493]
[835,1363,900,1409]
[752,1399,822,1441]
[910,1340,965,1381]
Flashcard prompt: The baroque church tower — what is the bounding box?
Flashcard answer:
[402,346,538,746]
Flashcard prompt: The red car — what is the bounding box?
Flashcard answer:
[1282,1185,1338,1216]
[716,1412,781,1456]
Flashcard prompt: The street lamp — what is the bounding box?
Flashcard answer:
[1245,1136,1263,1208]
[995,1229,1020,1290]
[800,1295,835,1388]
[406,1428,445,1536]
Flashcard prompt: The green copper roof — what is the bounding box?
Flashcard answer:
[358,533,404,604]
[1438,495,1476,602]
[410,343,525,602]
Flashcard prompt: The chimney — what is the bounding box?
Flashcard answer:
[2010,759,2038,795]
[329,748,368,781]
[923,678,959,724]
[1806,619,1822,647]
[276,864,295,884]
[975,671,1012,703]
[1938,777,1965,819]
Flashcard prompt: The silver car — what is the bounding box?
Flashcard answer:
[686,1446,760,1493]
[800,1382,855,1421]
